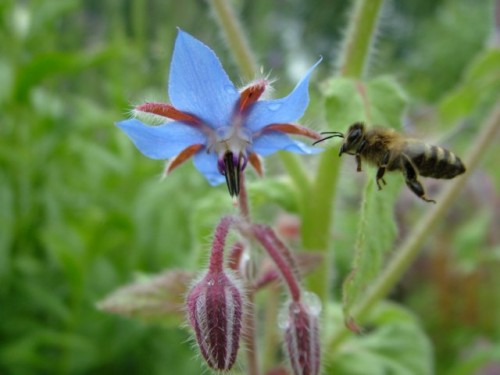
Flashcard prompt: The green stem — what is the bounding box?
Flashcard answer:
[279,152,312,197]
[209,0,258,80]
[279,153,315,238]
[302,149,340,301]
[238,172,251,222]
[338,0,385,78]
[329,101,500,351]
[303,0,385,302]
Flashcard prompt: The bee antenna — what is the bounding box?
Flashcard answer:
[312,131,344,146]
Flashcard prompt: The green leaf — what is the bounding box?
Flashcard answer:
[323,77,366,131]
[96,270,194,327]
[341,174,402,320]
[439,49,500,126]
[17,275,72,324]
[0,173,14,278]
[365,76,408,128]
[323,75,407,321]
[13,48,114,102]
[31,0,80,31]
[0,59,13,105]
[39,224,86,297]
[130,173,205,269]
[322,75,407,131]
[452,209,493,273]
[325,302,434,375]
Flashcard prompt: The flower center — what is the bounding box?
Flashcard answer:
[212,119,252,155]
[213,121,252,197]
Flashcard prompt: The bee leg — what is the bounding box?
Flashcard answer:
[355,140,367,172]
[401,155,436,203]
[355,154,363,172]
[376,168,386,190]
[376,151,390,190]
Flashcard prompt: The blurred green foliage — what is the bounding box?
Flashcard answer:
[0,0,498,374]
[326,301,433,375]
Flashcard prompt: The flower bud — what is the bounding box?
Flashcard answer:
[280,292,321,375]
[186,269,243,371]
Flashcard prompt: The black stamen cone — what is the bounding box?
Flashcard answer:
[223,152,241,197]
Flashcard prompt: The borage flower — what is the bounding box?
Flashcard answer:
[117,29,322,197]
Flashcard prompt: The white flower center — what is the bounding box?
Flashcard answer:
[211,116,252,157]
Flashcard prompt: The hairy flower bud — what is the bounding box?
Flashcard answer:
[186,269,243,371]
[281,292,321,375]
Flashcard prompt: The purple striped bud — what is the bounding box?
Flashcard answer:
[186,269,243,372]
[281,292,322,375]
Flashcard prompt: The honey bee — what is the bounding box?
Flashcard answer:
[314,122,466,203]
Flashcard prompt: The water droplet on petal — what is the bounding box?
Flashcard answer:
[303,291,322,316]
[277,306,290,330]
[267,103,282,112]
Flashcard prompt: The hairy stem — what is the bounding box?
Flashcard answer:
[329,101,500,351]
[210,0,258,80]
[338,0,385,77]
[304,0,385,301]
[209,216,235,273]
[252,224,302,302]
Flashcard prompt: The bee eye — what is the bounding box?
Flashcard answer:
[347,128,361,142]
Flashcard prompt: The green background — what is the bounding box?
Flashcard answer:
[1,0,498,374]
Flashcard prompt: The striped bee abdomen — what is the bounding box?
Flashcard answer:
[405,143,466,179]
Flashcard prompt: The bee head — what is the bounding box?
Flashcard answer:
[312,122,366,157]
[339,122,365,156]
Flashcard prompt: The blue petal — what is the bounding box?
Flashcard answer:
[245,58,322,132]
[252,132,324,156]
[168,30,239,129]
[193,150,225,186]
[117,119,206,159]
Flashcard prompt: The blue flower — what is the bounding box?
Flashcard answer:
[117,29,322,196]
